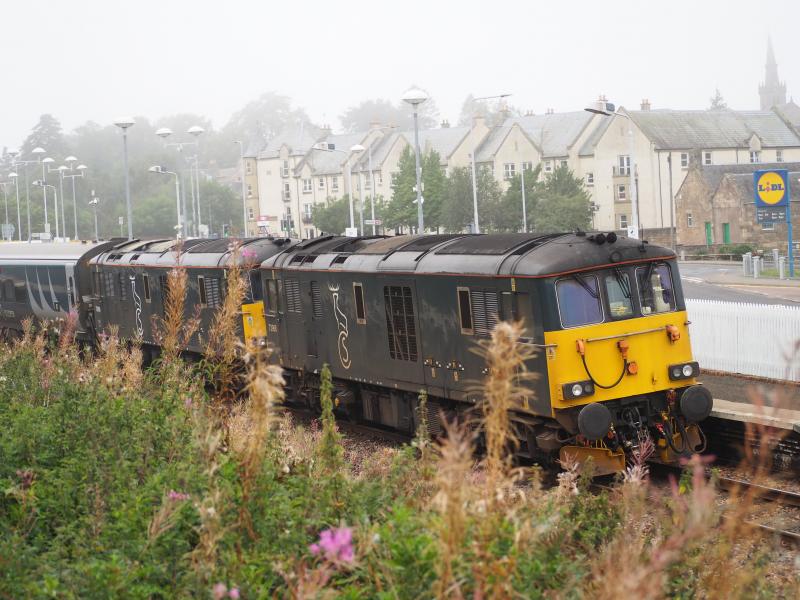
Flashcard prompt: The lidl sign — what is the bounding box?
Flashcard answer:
[754,169,789,223]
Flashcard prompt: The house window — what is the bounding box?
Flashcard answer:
[283,182,291,200]
[364,175,371,189]
[776,149,784,163]
[750,151,761,164]
[619,214,628,229]
[522,161,533,171]
[560,160,568,168]
[503,163,516,180]
[246,183,253,198]
[617,184,626,201]
[245,161,252,175]
[248,207,255,220]
[302,179,312,193]
[281,160,290,178]
[617,155,630,176]
[303,203,313,219]
[586,172,594,185]
[353,283,366,324]
[544,161,552,173]
[377,172,383,185]
[332,176,339,191]
[761,221,775,231]
[703,152,712,166]
[687,212,694,228]
[680,153,689,168]
[318,177,325,189]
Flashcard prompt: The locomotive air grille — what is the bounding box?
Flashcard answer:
[310,281,323,319]
[285,279,302,313]
[383,285,418,362]
[205,278,222,308]
[471,290,499,336]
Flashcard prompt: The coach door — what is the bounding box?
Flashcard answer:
[381,280,425,385]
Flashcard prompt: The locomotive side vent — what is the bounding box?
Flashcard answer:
[310,281,323,319]
[471,290,499,336]
[285,279,302,313]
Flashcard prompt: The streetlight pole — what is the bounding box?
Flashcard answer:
[313,143,365,235]
[156,126,204,236]
[0,182,11,239]
[9,171,21,240]
[114,117,136,239]
[368,145,376,235]
[585,102,639,238]
[56,166,68,239]
[521,164,528,233]
[149,166,182,238]
[89,193,99,240]
[234,140,248,236]
[63,158,87,240]
[188,126,205,236]
[42,158,60,238]
[402,87,429,234]
[33,181,57,238]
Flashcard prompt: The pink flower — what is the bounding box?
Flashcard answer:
[184,397,193,409]
[241,248,257,260]
[228,588,240,599]
[167,490,190,501]
[212,583,228,600]
[309,526,354,564]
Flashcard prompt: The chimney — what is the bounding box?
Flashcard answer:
[369,120,382,130]
[320,123,332,136]
[524,109,535,116]
[545,108,554,115]
[440,119,450,128]
[640,99,651,111]
[472,114,486,129]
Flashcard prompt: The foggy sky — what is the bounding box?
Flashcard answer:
[4,0,798,147]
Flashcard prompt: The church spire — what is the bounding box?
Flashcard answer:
[760,36,786,110]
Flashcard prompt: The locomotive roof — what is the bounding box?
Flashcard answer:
[0,240,112,262]
[90,236,297,268]
[262,232,676,277]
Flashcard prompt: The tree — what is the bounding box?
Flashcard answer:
[340,93,439,132]
[474,167,505,232]
[312,196,350,235]
[531,166,593,233]
[439,167,475,232]
[457,94,521,127]
[20,114,69,159]
[709,89,727,111]
[500,164,543,231]
[421,150,446,229]
[384,146,418,232]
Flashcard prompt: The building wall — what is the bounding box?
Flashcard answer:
[487,127,541,191]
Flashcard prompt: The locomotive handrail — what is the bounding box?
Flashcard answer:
[585,325,669,343]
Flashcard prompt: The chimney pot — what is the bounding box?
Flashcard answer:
[640,99,651,111]
[441,119,450,128]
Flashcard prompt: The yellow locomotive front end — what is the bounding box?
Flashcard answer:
[540,258,712,475]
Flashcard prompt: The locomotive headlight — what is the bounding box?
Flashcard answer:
[668,362,699,381]
[563,380,595,400]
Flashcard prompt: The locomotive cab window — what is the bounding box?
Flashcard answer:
[637,263,676,314]
[353,283,366,324]
[556,275,603,328]
[457,288,473,334]
[143,274,151,302]
[265,279,279,314]
[198,276,208,306]
[604,270,633,319]
[249,272,263,302]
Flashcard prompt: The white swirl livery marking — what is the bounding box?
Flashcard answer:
[130,276,144,337]
[328,283,351,369]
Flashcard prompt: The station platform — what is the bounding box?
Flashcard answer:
[711,398,800,434]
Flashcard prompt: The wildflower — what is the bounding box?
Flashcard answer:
[241,248,257,260]
[167,490,190,501]
[309,526,355,564]
[212,582,228,600]
[228,588,240,599]
[184,397,193,409]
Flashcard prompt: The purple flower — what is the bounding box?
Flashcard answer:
[167,490,190,501]
[309,526,354,564]
[241,248,257,260]
[228,588,240,599]
[212,583,228,600]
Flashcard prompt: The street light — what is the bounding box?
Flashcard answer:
[469,93,512,234]
[88,193,99,240]
[113,116,135,239]
[0,181,12,240]
[401,87,428,233]
[148,166,182,239]
[357,125,397,235]
[32,179,57,240]
[156,126,204,236]
[63,157,87,239]
[234,140,248,236]
[584,101,639,239]
[55,165,69,239]
[41,156,54,236]
[8,171,21,241]
[9,149,40,241]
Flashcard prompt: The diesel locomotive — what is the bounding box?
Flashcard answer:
[0,232,713,475]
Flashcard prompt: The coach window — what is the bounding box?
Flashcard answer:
[637,263,676,315]
[143,274,151,302]
[457,287,473,334]
[604,270,634,319]
[198,276,208,306]
[265,279,279,315]
[556,276,603,328]
[353,283,366,324]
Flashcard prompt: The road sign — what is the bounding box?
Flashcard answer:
[364,219,382,225]
[753,169,793,276]
[345,227,358,237]
[2,224,15,240]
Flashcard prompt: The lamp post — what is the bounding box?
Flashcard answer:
[0,181,11,240]
[148,166,182,239]
[401,87,428,233]
[234,140,248,236]
[42,156,56,236]
[54,165,68,239]
[63,157,87,239]
[31,148,48,235]
[11,149,40,241]
[313,143,365,235]
[585,101,639,238]
[114,117,135,239]
[32,180,57,239]
[357,125,396,235]
[89,193,99,240]
[469,93,512,234]
[8,171,21,241]
[521,163,528,233]
[188,126,205,236]
[156,126,204,236]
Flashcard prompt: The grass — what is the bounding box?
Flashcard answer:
[0,278,798,597]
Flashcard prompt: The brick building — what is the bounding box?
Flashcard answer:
[675,162,800,252]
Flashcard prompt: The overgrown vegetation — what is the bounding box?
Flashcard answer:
[0,291,796,596]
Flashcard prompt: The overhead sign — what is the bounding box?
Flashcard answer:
[364,219,382,225]
[754,169,789,223]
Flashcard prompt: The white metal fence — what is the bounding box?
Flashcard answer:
[686,299,800,381]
